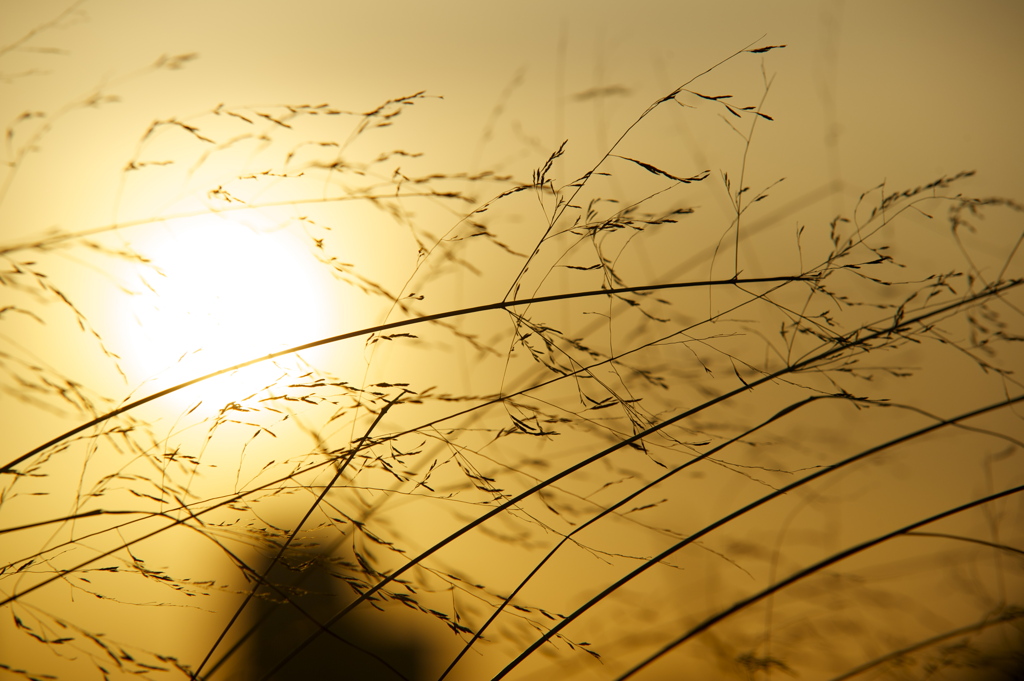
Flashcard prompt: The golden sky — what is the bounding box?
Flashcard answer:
[2,2,1023,680]
[4,0,1023,229]
[4,0,1023,447]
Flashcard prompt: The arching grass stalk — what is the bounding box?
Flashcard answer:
[434,393,852,681]
[192,391,407,680]
[0,275,813,608]
[614,481,1024,680]
[253,282,1021,681]
[1,276,809,477]
[195,280,798,678]
[490,393,1024,680]
[824,605,1024,681]
[5,16,1022,679]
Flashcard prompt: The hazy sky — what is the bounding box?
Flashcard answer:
[4,0,1023,229]
[4,0,1023,453]
[2,4,1024,679]
[2,0,1022,478]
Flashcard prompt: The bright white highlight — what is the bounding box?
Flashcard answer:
[120,214,332,408]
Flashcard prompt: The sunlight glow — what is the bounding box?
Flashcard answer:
[118,213,334,408]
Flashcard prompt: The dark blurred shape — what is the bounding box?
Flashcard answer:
[245,547,427,681]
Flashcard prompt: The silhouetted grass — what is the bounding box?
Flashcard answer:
[2,8,1023,681]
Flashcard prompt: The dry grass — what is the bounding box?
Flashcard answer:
[2,9,1023,681]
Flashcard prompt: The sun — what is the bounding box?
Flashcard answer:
[117,213,337,410]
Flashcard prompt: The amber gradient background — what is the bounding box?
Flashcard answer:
[2,1,1023,680]
[3,0,1022,444]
